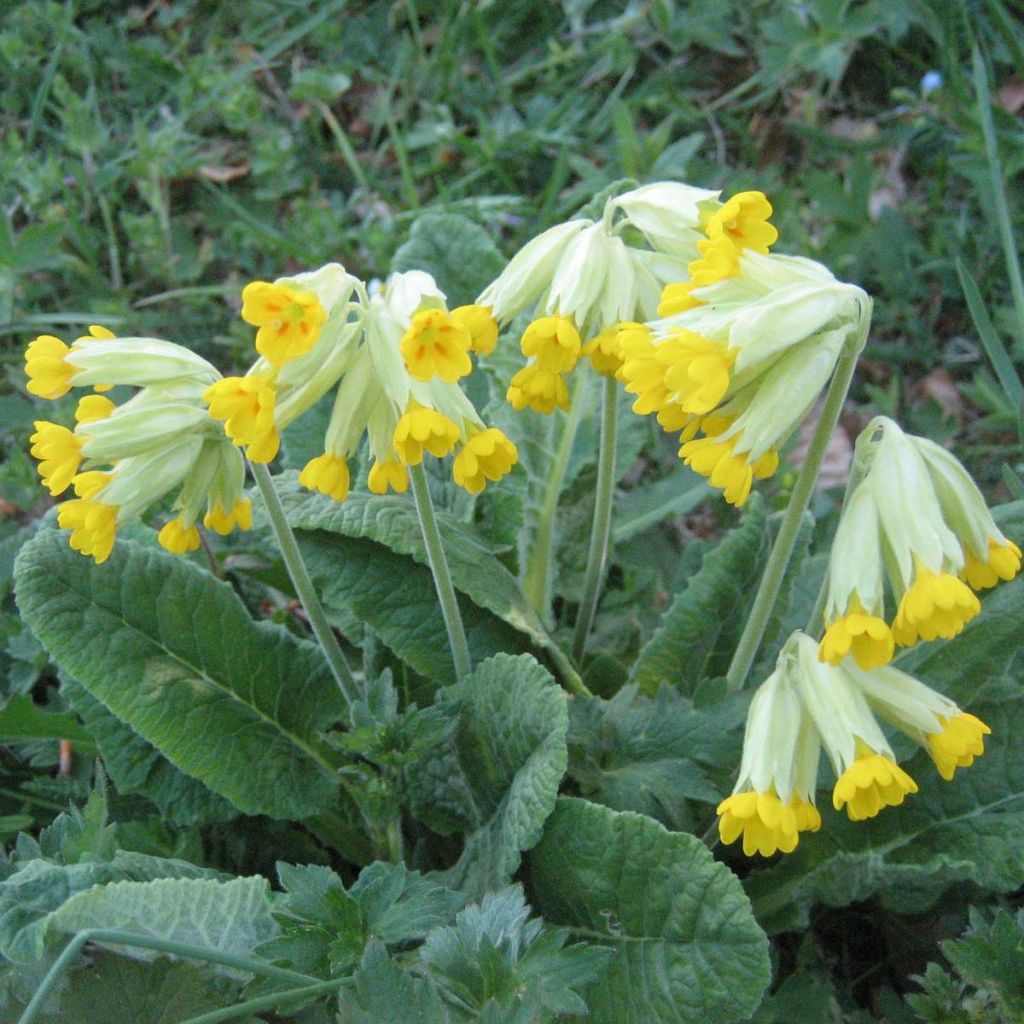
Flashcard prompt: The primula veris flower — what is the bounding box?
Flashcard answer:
[204,375,280,464]
[400,308,473,383]
[717,639,822,857]
[299,453,351,502]
[453,428,519,494]
[29,422,82,496]
[157,518,202,554]
[450,304,499,356]
[791,634,918,821]
[241,280,327,366]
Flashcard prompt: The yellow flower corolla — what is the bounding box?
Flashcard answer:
[581,324,625,377]
[717,791,821,857]
[74,394,117,424]
[658,330,735,415]
[520,316,581,372]
[891,569,980,646]
[299,453,351,503]
[368,458,409,495]
[450,304,499,356]
[400,308,473,383]
[832,746,918,821]
[392,401,461,466]
[57,497,118,565]
[241,281,327,367]
[656,281,703,318]
[926,713,990,781]
[203,375,280,464]
[819,609,894,671]
[29,422,83,496]
[961,537,1022,590]
[702,190,779,254]
[452,428,518,494]
[157,518,202,555]
[204,499,253,535]
[77,324,116,391]
[506,364,570,414]
[24,335,75,399]
[678,429,778,508]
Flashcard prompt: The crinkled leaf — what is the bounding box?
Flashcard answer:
[14,530,342,819]
[404,654,568,898]
[529,797,771,1024]
[745,695,1024,934]
[631,496,769,695]
[350,861,466,944]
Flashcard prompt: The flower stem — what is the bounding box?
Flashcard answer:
[177,977,352,1024]
[409,462,471,682]
[18,929,319,1024]
[725,305,870,692]
[251,462,360,713]
[523,381,585,622]
[572,375,618,663]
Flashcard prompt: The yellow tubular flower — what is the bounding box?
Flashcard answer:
[450,304,499,356]
[157,518,202,555]
[658,330,735,415]
[29,422,83,496]
[582,325,624,377]
[400,309,473,383]
[703,190,779,254]
[453,428,518,494]
[392,402,461,466]
[657,281,703,318]
[717,791,821,857]
[520,316,581,372]
[76,325,116,391]
[203,376,280,464]
[962,538,1022,590]
[368,458,409,495]
[506,364,569,415]
[74,394,116,424]
[891,569,980,646]
[71,471,112,500]
[926,713,991,781]
[617,324,670,416]
[686,234,740,288]
[678,432,777,508]
[25,335,75,399]
[832,744,918,821]
[241,281,327,366]
[819,604,895,670]
[57,498,118,564]
[299,453,351,503]
[204,498,253,536]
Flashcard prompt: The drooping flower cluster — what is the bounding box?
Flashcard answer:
[818,417,1020,669]
[718,632,990,856]
[26,329,251,562]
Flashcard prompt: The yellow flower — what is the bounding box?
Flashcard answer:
[617,324,669,416]
[204,499,253,535]
[717,791,821,857]
[926,713,991,781]
[506,364,569,415]
[71,470,112,500]
[820,611,894,671]
[658,329,735,415]
[452,428,518,494]
[203,375,280,464]
[581,325,624,377]
[832,746,918,821]
[298,453,351,503]
[702,190,779,254]
[392,401,461,466]
[400,308,473,383]
[450,304,499,356]
[657,282,703,318]
[74,394,117,424]
[520,316,581,373]
[24,335,75,399]
[961,537,1022,590]
[57,498,118,564]
[891,569,980,646]
[76,325,116,391]
[368,458,409,495]
[686,234,740,289]
[157,518,202,555]
[29,422,83,496]
[241,281,327,366]
[678,429,778,508]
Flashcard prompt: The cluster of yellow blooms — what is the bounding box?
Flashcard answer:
[25,265,515,562]
[23,181,1016,863]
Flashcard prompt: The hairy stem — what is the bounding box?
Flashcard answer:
[409,463,471,681]
[572,375,618,663]
[251,462,360,713]
[725,304,870,692]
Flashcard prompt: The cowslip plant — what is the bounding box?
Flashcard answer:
[7,180,1022,1024]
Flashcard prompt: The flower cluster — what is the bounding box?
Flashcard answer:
[26,329,250,562]
[818,417,1020,669]
[718,632,989,856]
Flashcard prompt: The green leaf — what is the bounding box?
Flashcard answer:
[391,212,506,307]
[404,654,568,898]
[14,531,343,819]
[631,496,770,695]
[942,908,1024,1018]
[612,472,711,544]
[744,695,1024,934]
[529,797,771,1024]
[0,695,94,748]
[60,675,235,826]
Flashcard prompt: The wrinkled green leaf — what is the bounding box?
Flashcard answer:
[0,694,93,748]
[14,531,342,819]
[529,797,771,1024]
